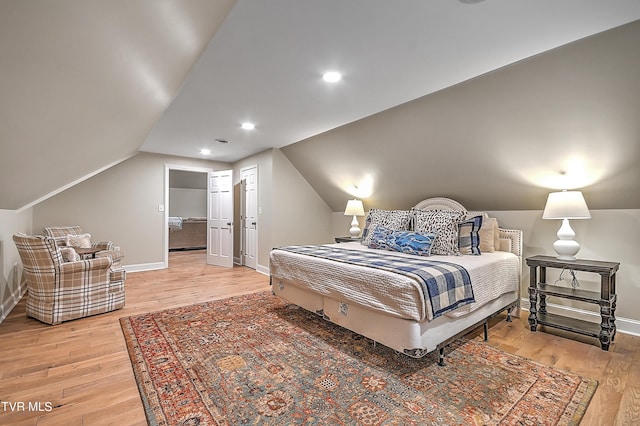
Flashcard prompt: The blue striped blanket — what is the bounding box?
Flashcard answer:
[277,245,474,318]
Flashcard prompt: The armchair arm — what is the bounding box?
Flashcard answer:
[59,256,112,275]
[92,240,115,251]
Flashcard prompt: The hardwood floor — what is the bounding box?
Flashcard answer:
[1,250,638,425]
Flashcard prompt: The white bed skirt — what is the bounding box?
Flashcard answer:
[272,278,518,357]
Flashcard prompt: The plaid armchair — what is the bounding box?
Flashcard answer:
[13,234,126,325]
[43,225,124,269]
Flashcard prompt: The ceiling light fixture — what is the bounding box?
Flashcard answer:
[322,71,342,83]
[200,148,211,155]
[241,122,255,130]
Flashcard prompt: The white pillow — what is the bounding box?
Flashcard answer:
[478,218,499,253]
[60,247,80,262]
[66,233,92,248]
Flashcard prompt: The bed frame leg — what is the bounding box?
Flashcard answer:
[438,348,445,367]
[483,321,489,341]
[506,306,513,322]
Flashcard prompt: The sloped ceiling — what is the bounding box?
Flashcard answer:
[281,20,640,211]
[0,0,235,210]
[140,0,640,164]
[2,0,640,211]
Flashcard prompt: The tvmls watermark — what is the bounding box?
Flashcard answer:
[1,401,53,412]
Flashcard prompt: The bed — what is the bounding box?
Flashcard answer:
[269,197,523,364]
[168,217,207,251]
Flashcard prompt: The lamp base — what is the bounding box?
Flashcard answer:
[349,215,361,238]
[552,218,580,261]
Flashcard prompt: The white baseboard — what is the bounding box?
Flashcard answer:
[124,261,271,276]
[124,262,167,273]
[256,264,269,276]
[0,283,27,324]
[519,297,640,337]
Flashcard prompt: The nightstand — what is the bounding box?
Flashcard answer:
[334,236,361,243]
[526,255,619,350]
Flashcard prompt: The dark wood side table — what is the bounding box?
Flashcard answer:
[75,247,102,259]
[526,255,619,350]
[334,236,361,243]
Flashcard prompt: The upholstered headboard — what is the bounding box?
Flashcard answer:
[413,197,466,211]
[412,197,523,259]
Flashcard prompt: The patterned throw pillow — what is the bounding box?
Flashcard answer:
[60,247,80,262]
[412,209,467,255]
[369,228,437,257]
[66,233,92,248]
[367,224,395,250]
[458,215,483,255]
[361,209,412,246]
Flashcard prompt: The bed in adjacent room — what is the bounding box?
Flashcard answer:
[168,217,207,251]
[269,197,522,363]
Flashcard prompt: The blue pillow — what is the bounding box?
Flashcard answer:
[367,224,394,250]
[369,229,437,257]
[458,215,483,255]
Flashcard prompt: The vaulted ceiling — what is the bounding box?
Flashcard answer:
[2,1,640,210]
[0,0,235,209]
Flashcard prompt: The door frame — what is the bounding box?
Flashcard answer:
[163,164,214,269]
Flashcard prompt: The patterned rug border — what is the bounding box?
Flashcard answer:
[119,291,598,425]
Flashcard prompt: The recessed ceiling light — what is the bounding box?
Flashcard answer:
[200,148,211,155]
[241,122,255,130]
[322,71,342,83]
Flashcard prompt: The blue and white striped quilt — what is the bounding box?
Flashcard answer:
[277,245,474,318]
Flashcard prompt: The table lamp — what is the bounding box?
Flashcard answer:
[344,199,365,238]
[542,190,591,260]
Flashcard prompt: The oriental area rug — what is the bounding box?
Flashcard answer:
[120,292,597,425]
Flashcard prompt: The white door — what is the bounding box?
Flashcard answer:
[207,170,233,268]
[241,166,258,269]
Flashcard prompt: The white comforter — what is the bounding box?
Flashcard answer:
[269,241,520,322]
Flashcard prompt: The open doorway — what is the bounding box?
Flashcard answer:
[163,165,212,268]
[168,170,207,252]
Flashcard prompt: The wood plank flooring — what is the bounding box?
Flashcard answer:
[0,250,638,425]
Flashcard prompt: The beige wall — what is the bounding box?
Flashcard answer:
[28,147,332,276]
[271,148,333,248]
[33,152,230,268]
[0,208,32,322]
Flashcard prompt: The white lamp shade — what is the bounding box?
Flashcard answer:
[344,199,365,216]
[542,191,591,220]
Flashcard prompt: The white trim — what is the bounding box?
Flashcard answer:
[17,153,136,212]
[256,263,269,276]
[520,297,640,337]
[124,262,167,273]
[0,284,27,324]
